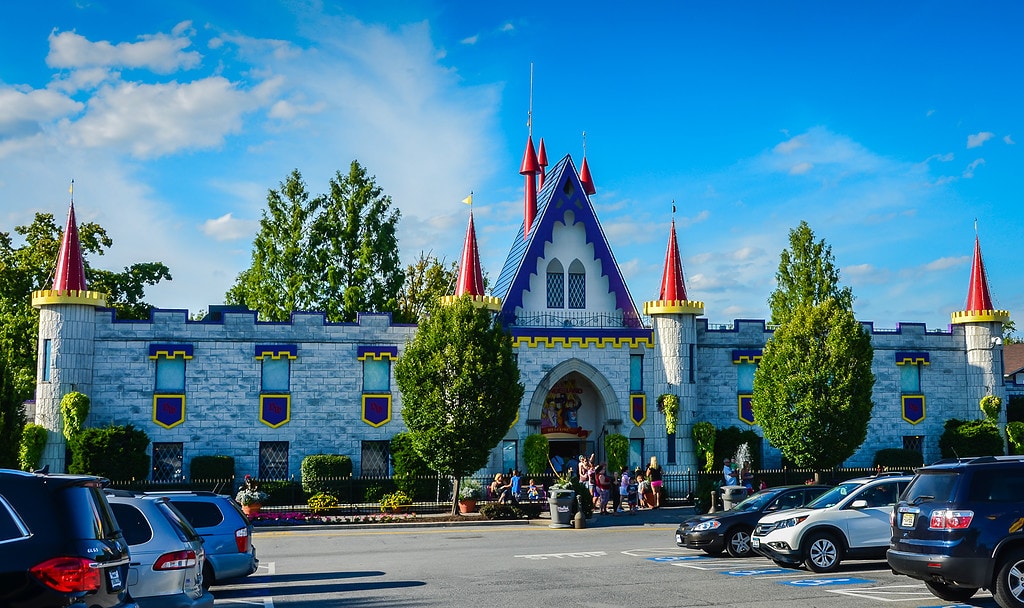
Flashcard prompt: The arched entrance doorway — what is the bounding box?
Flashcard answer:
[526,359,621,473]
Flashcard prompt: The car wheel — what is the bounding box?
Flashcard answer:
[924,581,978,602]
[994,547,1024,608]
[803,532,842,573]
[202,563,216,589]
[726,527,753,558]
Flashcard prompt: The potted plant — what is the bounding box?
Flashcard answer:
[235,476,269,517]
[458,479,483,513]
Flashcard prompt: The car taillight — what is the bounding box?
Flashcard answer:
[929,509,974,530]
[29,556,102,593]
[235,527,250,552]
[153,550,197,570]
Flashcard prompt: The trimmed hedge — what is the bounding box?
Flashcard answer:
[300,454,353,495]
[939,419,1003,458]
[68,424,150,481]
[189,455,234,481]
[19,423,48,471]
[873,448,923,469]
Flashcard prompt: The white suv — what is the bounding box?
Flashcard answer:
[751,474,912,572]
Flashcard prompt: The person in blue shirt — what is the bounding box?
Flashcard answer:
[509,469,521,504]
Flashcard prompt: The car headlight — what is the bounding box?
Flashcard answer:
[775,515,809,529]
[692,520,721,532]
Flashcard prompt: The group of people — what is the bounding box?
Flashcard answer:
[723,457,766,494]
[577,455,665,515]
[490,470,523,504]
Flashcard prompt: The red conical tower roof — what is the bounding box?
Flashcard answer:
[52,202,88,292]
[454,211,486,297]
[537,138,548,189]
[964,236,993,312]
[579,156,596,195]
[520,136,539,175]
[643,211,704,317]
[951,233,1009,324]
[659,219,687,301]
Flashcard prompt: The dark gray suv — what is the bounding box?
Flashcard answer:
[888,456,1024,607]
[0,468,138,608]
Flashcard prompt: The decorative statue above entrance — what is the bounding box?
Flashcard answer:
[540,378,591,438]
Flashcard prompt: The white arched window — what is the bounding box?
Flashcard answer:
[567,259,586,309]
[546,259,564,308]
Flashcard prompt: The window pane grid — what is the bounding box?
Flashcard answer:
[567,273,585,309]
[152,442,184,483]
[547,272,564,308]
[259,441,289,480]
[360,441,390,476]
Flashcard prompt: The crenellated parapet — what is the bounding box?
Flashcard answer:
[643,299,705,316]
[950,309,1010,324]
[31,289,107,307]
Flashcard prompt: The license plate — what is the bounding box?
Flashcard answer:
[751,537,760,548]
[901,512,916,528]
[108,568,123,590]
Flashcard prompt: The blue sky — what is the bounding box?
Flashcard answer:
[1,1,1021,331]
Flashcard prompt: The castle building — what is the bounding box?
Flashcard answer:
[31,138,1014,482]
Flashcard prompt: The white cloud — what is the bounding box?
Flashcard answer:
[789,161,813,175]
[966,131,994,148]
[501,23,515,32]
[0,86,82,138]
[66,77,271,158]
[923,255,967,272]
[460,35,479,45]
[47,23,202,75]
[201,213,258,241]
[1005,135,1016,145]
[963,158,985,178]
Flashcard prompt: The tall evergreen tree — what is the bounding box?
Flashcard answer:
[753,221,874,470]
[394,252,458,324]
[227,162,404,322]
[768,220,853,325]
[394,297,523,516]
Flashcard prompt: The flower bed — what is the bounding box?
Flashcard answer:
[249,511,417,526]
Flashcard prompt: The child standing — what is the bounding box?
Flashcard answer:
[627,471,639,513]
[617,467,630,513]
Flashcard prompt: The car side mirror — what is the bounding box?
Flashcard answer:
[851,499,868,509]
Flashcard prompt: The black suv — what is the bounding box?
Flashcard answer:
[0,468,138,608]
[887,456,1024,607]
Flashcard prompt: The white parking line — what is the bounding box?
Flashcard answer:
[826,584,945,602]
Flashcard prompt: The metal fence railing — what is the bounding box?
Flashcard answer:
[107,466,892,515]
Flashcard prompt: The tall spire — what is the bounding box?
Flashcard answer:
[643,206,703,317]
[951,233,1009,324]
[537,138,548,189]
[520,136,539,236]
[440,206,501,311]
[454,211,486,297]
[579,131,596,196]
[658,218,687,301]
[52,201,88,292]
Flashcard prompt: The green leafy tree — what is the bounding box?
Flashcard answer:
[395,297,524,516]
[0,214,170,467]
[68,424,150,480]
[395,252,458,323]
[753,299,874,469]
[228,163,405,322]
[767,221,853,325]
[1003,319,1020,345]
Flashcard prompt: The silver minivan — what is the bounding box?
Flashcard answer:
[107,491,214,608]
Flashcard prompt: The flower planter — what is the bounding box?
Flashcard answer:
[242,503,262,518]
[459,499,477,513]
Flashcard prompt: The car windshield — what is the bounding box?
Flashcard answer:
[904,471,957,504]
[730,490,776,512]
[805,482,859,509]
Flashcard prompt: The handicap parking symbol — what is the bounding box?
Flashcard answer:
[781,577,873,587]
[646,555,707,562]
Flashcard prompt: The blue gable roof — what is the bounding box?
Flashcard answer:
[493,154,643,328]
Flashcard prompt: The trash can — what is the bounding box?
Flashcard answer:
[548,489,575,528]
[721,485,747,510]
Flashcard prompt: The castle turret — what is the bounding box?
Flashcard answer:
[520,136,540,236]
[643,215,704,469]
[441,207,501,311]
[31,198,108,472]
[951,234,1010,426]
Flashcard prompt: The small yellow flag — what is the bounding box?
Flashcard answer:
[462,192,473,205]
[69,179,74,195]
